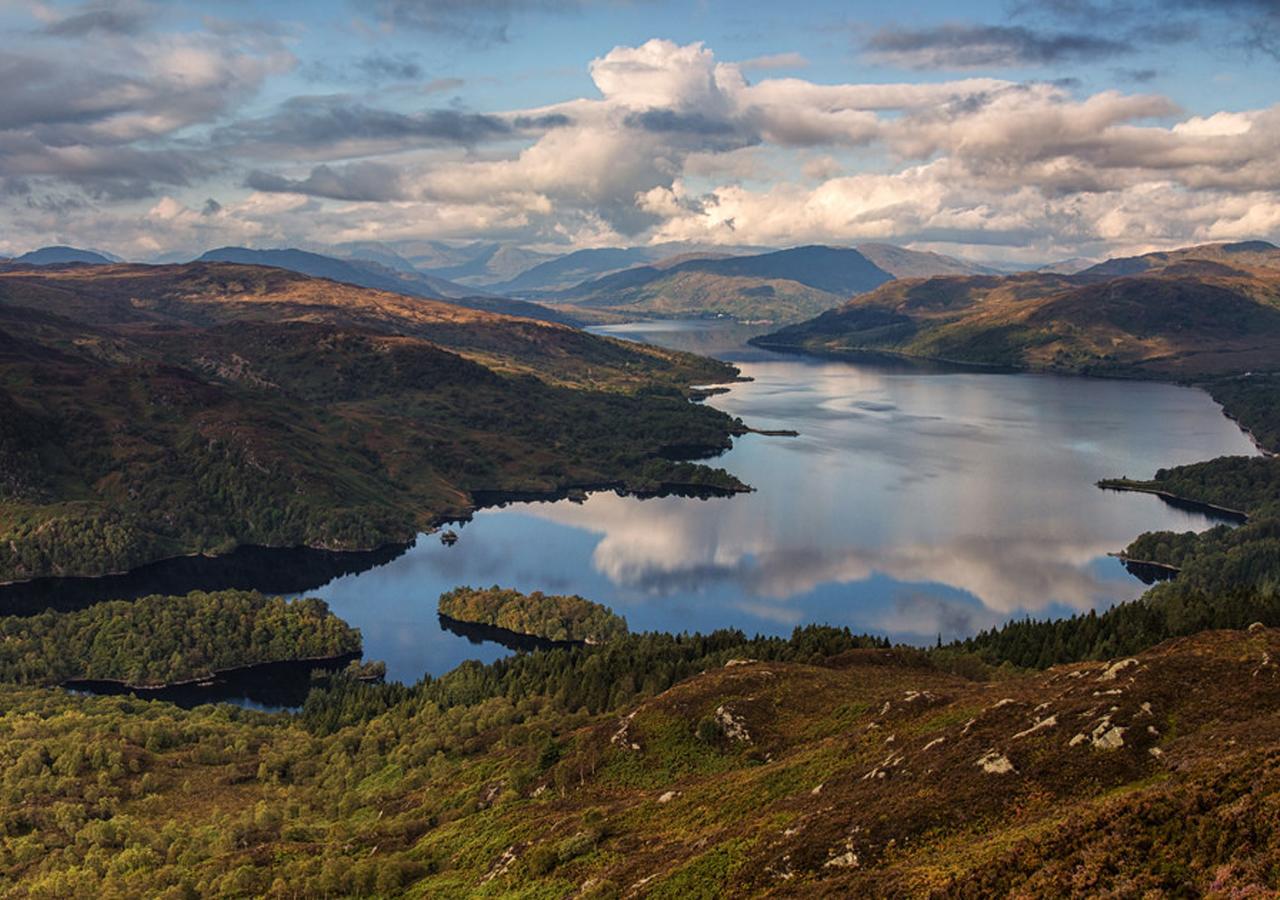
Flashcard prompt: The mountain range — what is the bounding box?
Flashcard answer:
[8,240,1006,325]
[196,247,581,326]
[539,244,1005,324]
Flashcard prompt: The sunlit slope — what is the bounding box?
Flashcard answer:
[757,242,1280,376]
[0,263,745,582]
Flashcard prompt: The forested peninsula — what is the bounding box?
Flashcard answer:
[0,590,359,688]
[0,262,746,583]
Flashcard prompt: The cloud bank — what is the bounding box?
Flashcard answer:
[2,19,1279,261]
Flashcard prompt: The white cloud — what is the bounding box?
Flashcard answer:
[6,33,1280,259]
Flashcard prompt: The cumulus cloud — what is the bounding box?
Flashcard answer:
[738,52,808,72]
[5,28,1280,261]
[0,23,290,199]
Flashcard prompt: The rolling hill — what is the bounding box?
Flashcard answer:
[485,242,773,296]
[548,246,896,323]
[4,616,1279,896]
[754,241,1280,377]
[541,244,1003,324]
[854,242,1001,278]
[0,262,744,582]
[1081,239,1280,277]
[195,247,580,325]
[12,245,118,265]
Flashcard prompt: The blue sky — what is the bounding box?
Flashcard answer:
[2,0,1278,263]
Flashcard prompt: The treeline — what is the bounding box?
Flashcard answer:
[302,625,891,737]
[438,586,628,643]
[0,590,360,686]
[1140,455,1280,517]
[1208,374,1280,454]
[963,468,1280,668]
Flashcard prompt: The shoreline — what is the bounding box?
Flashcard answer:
[1096,481,1250,523]
[62,649,362,694]
[437,613,587,653]
[1,463,750,594]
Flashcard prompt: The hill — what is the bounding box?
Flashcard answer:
[0,262,745,582]
[407,241,560,286]
[1082,240,1280,277]
[550,246,895,324]
[491,247,664,295]
[2,615,1278,895]
[854,243,1000,278]
[196,247,579,325]
[363,239,558,285]
[1035,256,1099,275]
[13,245,117,265]
[754,242,1280,377]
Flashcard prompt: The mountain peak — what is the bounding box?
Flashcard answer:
[13,245,116,265]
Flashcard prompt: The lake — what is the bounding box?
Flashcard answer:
[305,321,1258,682]
[7,320,1259,688]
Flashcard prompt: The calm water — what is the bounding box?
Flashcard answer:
[301,321,1257,683]
[10,320,1257,691]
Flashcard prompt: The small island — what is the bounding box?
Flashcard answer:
[437,585,628,645]
[0,589,362,689]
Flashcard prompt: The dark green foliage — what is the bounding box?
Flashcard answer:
[960,507,1280,668]
[438,585,628,643]
[0,265,746,582]
[1208,374,1280,453]
[301,625,890,736]
[0,591,360,686]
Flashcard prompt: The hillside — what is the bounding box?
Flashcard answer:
[550,246,895,324]
[13,246,116,265]
[854,243,1000,278]
[2,618,1278,896]
[196,247,579,325]
[0,262,746,582]
[1082,239,1280,277]
[362,240,559,285]
[754,242,1280,377]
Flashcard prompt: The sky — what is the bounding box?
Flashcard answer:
[1,0,1279,264]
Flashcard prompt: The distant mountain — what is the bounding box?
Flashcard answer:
[491,248,661,295]
[547,245,894,323]
[415,243,560,286]
[1035,257,1099,275]
[486,242,775,295]
[13,246,118,265]
[754,240,1280,377]
[854,243,1000,278]
[326,242,421,275]
[1082,241,1280,277]
[196,247,579,326]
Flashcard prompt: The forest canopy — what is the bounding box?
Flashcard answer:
[0,590,360,687]
[438,586,629,643]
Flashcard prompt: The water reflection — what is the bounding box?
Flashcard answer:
[305,328,1255,681]
[0,542,410,615]
[8,322,1260,686]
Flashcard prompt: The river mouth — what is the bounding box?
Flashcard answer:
[8,320,1261,698]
